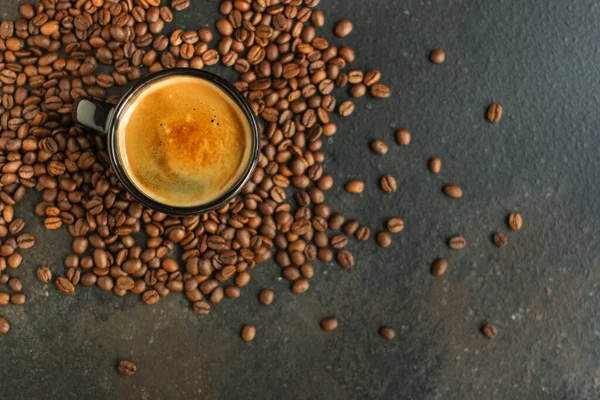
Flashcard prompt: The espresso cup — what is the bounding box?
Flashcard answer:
[72,69,259,216]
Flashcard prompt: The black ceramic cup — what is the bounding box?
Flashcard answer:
[72,69,260,216]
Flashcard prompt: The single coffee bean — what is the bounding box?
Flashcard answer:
[320,317,338,331]
[493,232,508,248]
[431,258,448,277]
[292,278,309,294]
[330,235,348,249]
[56,276,75,295]
[241,324,256,342]
[345,180,364,194]
[8,277,22,292]
[370,83,391,99]
[11,293,26,305]
[142,290,160,305]
[37,265,52,283]
[258,288,274,305]
[380,175,397,193]
[118,360,137,376]
[16,233,35,249]
[193,301,211,315]
[0,316,9,334]
[312,10,325,27]
[334,19,353,37]
[395,129,411,146]
[482,323,498,339]
[337,250,354,269]
[370,139,388,155]
[429,157,442,174]
[379,326,396,340]
[449,236,467,249]
[338,100,354,117]
[429,49,446,64]
[355,226,370,241]
[376,231,392,248]
[508,213,523,231]
[387,218,405,233]
[443,185,463,199]
[350,83,367,98]
[0,293,9,305]
[329,213,345,230]
[487,103,503,122]
[363,69,381,86]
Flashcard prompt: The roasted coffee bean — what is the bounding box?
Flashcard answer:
[493,232,508,248]
[443,185,463,199]
[338,100,354,117]
[172,0,191,12]
[320,317,338,331]
[482,323,498,339]
[376,231,392,248]
[363,70,381,86]
[370,139,388,155]
[449,236,467,249]
[292,278,309,294]
[379,326,396,340]
[16,234,35,249]
[0,316,9,334]
[241,324,256,342]
[370,83,391,99]
[118,360,137,376]
[8,277,22,292]
[334,20,353,37]
[345,180,364,194]
[258,288,274,305]
[142,289,160,305]
[431,258,448,277]
[56,276,75,295]
[429,49,446,64]
[395,129,411,146]
[380,175,397,193]
[429,157,442,174]
[37,265,52,283]
[487,103,503,122]
[387,218,404,233]
[337,250,354,268]
[11,293,25,305]
[193,301,210,315]
[508,213,523,231]
[356,226,370,241]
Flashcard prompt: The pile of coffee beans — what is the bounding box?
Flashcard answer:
[0,0,395,317]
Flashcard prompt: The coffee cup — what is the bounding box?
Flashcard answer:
[73,69,259,216]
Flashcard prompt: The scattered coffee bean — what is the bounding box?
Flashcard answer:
[292,279,310,294]
[431,258,448,277]
[370,83,391,98]
[337,250,355,268]
[430,49,446,64]
[370,139,389,155]
[380,175,397,193]
[56,277,75,295]
[338,100,355,117]
[118,360,137,376]
[487,103,503,122]
[259,289,274,305]
[508,213,523,231]
[376,231,392,248]
[37,266,52,283]
[334,20,353,37]
[395,129,411,146]
[355,226,370,241]
[429,157,442,174]
[493,232,508,247]
[379,326,396,340]
[449,236,467,249]
[0,316,9,334]
[443,185,463,199]
[241,324,256,342]
[482,323,498,339]
[387,218,405,233]
[320,317,338,331]
[345,180,364,194]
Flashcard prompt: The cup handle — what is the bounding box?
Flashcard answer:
[72,97,116,135]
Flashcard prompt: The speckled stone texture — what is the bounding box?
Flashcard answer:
[1,1,599,399]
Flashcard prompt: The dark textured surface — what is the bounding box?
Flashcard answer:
[1,1,599,399]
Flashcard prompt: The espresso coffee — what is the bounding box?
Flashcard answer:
[117,75,253,207]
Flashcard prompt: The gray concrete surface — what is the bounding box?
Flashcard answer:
[1,0,600,399]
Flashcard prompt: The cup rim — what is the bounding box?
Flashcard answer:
[106,68,260,216]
